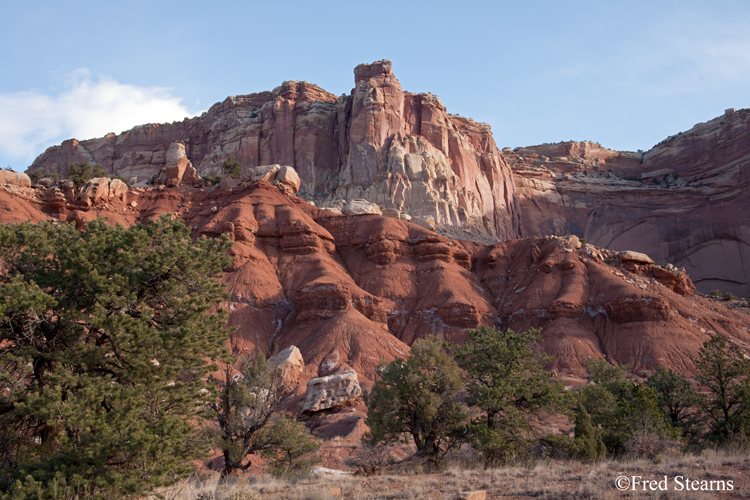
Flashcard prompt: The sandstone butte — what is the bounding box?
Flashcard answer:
[11,60,750,396]
[28,62,750,299]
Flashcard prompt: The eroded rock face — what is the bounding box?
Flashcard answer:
[29,61,521,240]
[302,370,362,413]
[509,109,750,296]
[1,180,750,386]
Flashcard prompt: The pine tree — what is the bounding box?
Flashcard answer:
[0,216,232,498]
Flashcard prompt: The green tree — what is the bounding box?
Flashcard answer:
[575,359,675,455]
[647,368,700,440]
[451,327,565,465]
[209,353,282,477]
[571,405,606,463]
[365,336,469,467]
[67,162,109,187]
[221,157,242,179]
[258,416,321,479]
[25,171,60,184]
[696,334,750,443]
[0,216,232,498]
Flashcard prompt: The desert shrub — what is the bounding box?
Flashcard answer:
[259,416,321,479]
[347,443,393,476]
[222,157,242,179]
[204,173,223,185]
[724,292,736,300]
[571,405,606,463]
[67,162,109,187]
[623,424,683,459]
[710,289,721,297]
[26,171,59,184]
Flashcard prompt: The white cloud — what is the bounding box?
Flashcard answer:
[0,70,196,165]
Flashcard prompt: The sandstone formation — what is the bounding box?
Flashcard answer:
[302,370,362,413]
[2,179,750,388]
[29,60,521,240]
[268,345,304,387]
[0,170,31,188]
[509,108,750,296]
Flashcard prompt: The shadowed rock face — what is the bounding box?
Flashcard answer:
[508,108,750,296]
[29,60,521,241]
[2,180,749,388]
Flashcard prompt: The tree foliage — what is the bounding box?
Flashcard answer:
[209,353,281,477]
[695,334,750,443]
[647,368,700,440]
[67,162,109,188]
[0,216,232,498]
[365,336,469,466]
[221,157,242,179]
[451,327,564,465]
[574,359,676,456]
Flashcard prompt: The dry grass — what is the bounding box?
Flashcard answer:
[148,449,750,499]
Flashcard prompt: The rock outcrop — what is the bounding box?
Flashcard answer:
[269,345,304,387]
[302,370,362,413]
[509,108,750,296]
[0,170,31,188]
[29,61,521,240]
[4,179,749,387]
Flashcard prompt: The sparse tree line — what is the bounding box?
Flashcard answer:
[362,329,750,472]
[2,217,750,498]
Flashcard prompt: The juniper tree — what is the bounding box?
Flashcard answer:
[696,334,750,443]
[221,157,242,179]
[451,327,565,465]
[67,162,109,187]
[365,336,469,467]
[0,216,232,498]
[575,359,677,455]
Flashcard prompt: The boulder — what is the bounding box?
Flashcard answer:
[36,177,55,188]
[76,177,110,206]
[249,164,281,182]
[108,179,128,201]
[412,215,436,230]
[0,170,31,188]
[302,370,362,413]
[620,251,655,265]
[163,141,191,187]
[277,166,300,193]
[268,345,304,387]
[342,199,382,216]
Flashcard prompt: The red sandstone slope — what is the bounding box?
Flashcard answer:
[2,180,749,386]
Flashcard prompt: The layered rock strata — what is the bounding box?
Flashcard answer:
[30,61,521,240]
[509,108,750,296]
[2,179,749,387]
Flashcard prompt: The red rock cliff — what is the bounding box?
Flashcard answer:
[29,60,521,241]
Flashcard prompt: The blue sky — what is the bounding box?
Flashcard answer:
[2,0,749,171]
